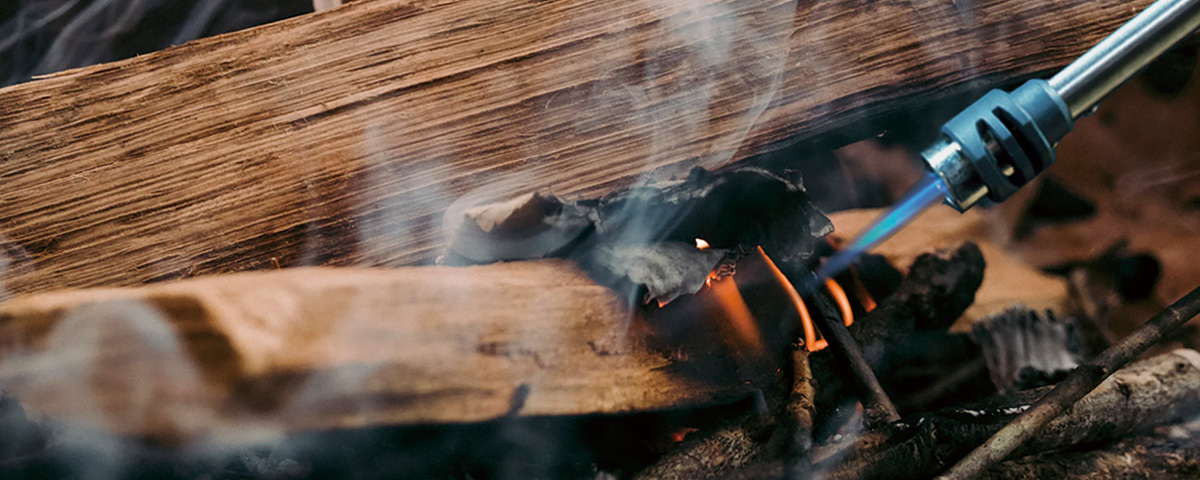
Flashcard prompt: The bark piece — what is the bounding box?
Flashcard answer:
[445,192,593,263]
[587,168,830,266]
[633,417,770,480]
[447,166,827,307]
[588,242,728,306]
[0,0,1157,296]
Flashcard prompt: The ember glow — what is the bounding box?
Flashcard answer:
[695,238,710,250]
[670,427,699,443]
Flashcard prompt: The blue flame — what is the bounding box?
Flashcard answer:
[802,172,949,293]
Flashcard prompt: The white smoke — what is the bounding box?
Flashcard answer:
[0,299,221,478]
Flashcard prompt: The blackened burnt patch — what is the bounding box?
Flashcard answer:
[444,166,832,308]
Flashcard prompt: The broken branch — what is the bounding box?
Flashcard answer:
[938,285,1200,480]
[713,348,1200,480]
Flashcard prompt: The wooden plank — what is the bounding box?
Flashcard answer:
[0,0,1153,295]
[0,259,749,442]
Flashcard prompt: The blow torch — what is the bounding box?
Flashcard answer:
[812,0,1200,287]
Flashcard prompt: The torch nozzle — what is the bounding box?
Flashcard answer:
[923,0,1200,212]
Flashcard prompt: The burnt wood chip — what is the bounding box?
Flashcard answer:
[445,192,594,263]
[590,167,831,261]
[850,243,986,364]
[444,166,831,307]
[587,242,729,306]
[972,307,1085,394]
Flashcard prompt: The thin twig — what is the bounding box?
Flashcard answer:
[937,285,1200,480]
[781,343,815,479]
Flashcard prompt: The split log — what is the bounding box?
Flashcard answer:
[0,260,754,443]
[0,0,1156,296]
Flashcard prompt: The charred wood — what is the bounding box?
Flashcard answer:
[808,291,899,428]
[972,307,1085,394]
[632,414,771,480]
[811,243,986,433]
[445,166,830,308]
[827,208,1072,327]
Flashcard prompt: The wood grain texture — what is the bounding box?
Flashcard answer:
[0,0,1154,295]
[0,260,747,441]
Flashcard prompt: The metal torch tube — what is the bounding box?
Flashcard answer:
[1049,0,1200,119]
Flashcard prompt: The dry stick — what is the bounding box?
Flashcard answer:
[937,285,1200,480]
[811,312,902,426]
[782,344,816,480]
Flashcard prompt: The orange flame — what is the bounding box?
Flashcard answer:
[755,247,858,352]
[849,271,878,313]
[694,244,863,354]
[824,278,855,328]
[708,274,763,352]
[755,247,826,351]
[824,236,876,313]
